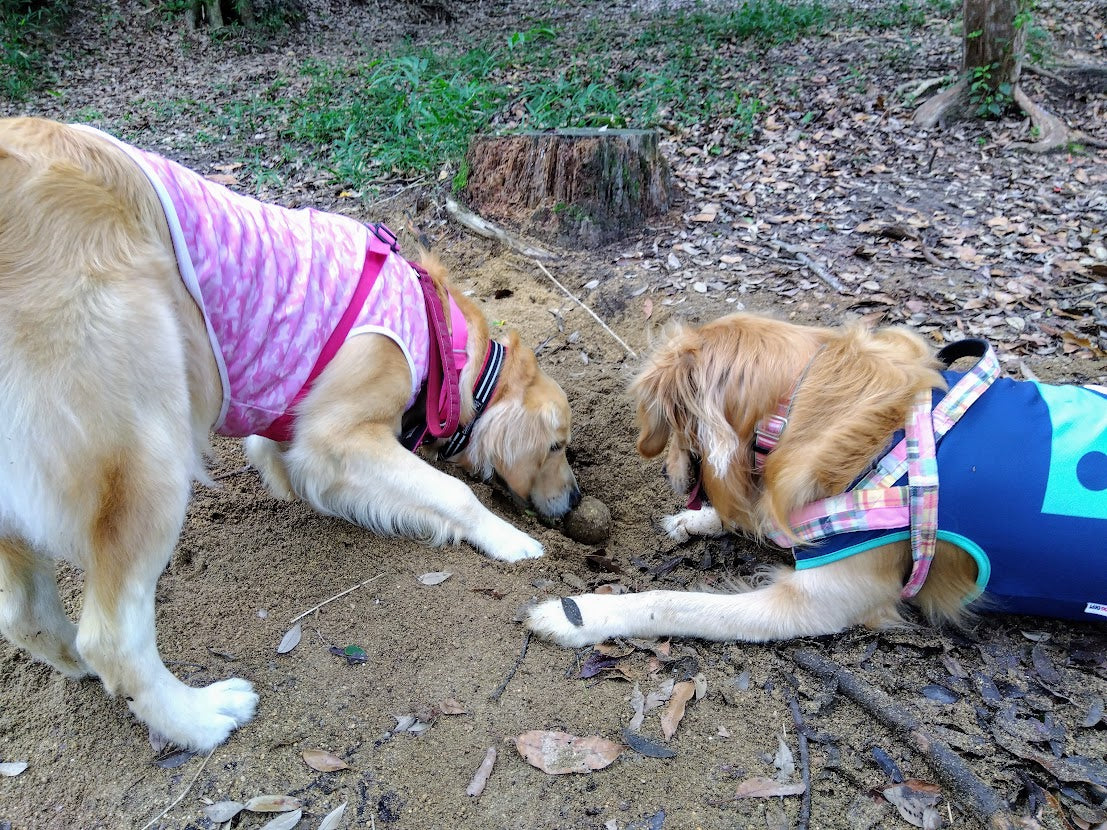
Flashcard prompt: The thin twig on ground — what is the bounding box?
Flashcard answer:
[785,692,812,830]
[213,465,252,480]
[532,260,638,358]
[793,650,1022,830]
[489,631,531,702]
[444,198,558,260]
[372,177,428,209]
[139,749,215,830]
[776,242,846,293]
[290,573,385,624]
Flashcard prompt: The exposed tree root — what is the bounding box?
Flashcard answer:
[913,78,970,128]
[914,79,1107,152]
[894,75,952,103]
[1009,84,1071,151]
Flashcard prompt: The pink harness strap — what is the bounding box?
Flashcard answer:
[413,262,465,439]
[258,244,388,442]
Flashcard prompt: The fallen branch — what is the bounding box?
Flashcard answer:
[290,573,385,624]
[793,649,1023,830]
[776,242,846,293]
[785,692,812,830]
[533,260,638,358]
[445,198,558,261]
[139,749,215,830]
[489,630,531,702]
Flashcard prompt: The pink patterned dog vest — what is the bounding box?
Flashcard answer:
[82,127,429,438]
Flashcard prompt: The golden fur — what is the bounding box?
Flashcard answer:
[528,313,980,648]
[0,116,577,751]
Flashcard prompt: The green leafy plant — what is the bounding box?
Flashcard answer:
[1,0,68,99]
[968,63,1013,118]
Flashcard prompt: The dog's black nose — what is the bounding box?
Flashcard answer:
[569,486,582,510]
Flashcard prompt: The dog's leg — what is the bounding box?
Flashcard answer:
[527,551,903,645]
[290,422,544,561]
[74,449,257,752]
[0,538,91,678]
[243,435,296,501]
[288,335,544,562]
[662,506,725,542]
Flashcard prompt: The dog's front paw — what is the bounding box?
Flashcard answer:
[662,507,723,542]
[526,597,600,647]
[485,527,545,562]
[471,522,544,562]
[140,677,258,753]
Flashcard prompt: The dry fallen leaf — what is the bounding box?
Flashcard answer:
[302,749,348,772]
[205,173,240,186]
[466,747,497,797]
[277,623,302,655]
[660,680,696,740]
[203,801,245,823]
[621,729,677,759]
[883,780,943,829]
[645,678,675,712]
[317,802,347,830]
[628,683,646,732]
[774,735,795,782]
[437,698,468,716]
[515,730,622,775]
[0,762,28,777]
[244,795,302,813]
[417,571,453,586]
[734,776,806,798]
[257,809,302,830]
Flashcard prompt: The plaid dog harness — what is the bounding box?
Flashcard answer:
[767,340,1107,621]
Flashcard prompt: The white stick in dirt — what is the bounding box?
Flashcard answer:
[533,260,638,359]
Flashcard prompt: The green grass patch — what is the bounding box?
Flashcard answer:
[1,0,68,99]
[132,0,961,190]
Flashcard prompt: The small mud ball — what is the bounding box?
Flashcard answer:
[562,496,612,545]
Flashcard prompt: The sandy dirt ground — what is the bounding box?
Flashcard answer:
[2,1,1107,828]
[1,239,1104,830]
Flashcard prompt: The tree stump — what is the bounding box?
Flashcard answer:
[463,129,671,248]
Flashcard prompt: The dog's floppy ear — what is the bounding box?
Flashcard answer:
[630,324,702,458]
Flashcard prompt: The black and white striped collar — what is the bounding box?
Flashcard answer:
[437,340,507,459]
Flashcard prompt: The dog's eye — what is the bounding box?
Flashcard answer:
[549,442,565,453]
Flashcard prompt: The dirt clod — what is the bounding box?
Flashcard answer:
[561,495,613,545]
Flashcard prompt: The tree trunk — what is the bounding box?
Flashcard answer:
[914,0,1078,150]
[963,0,1024,87]
[463,129,671,248]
